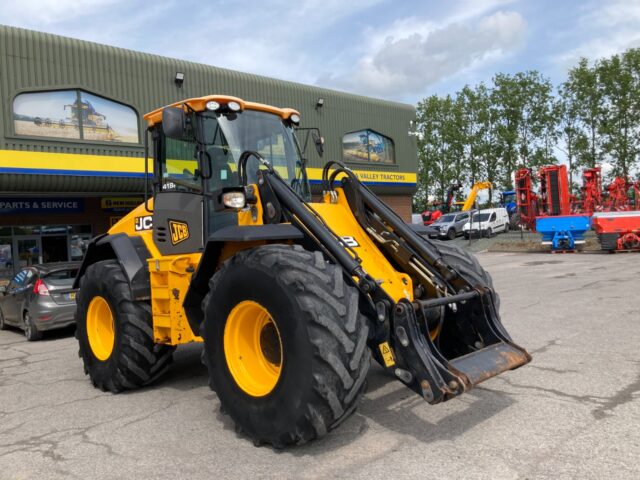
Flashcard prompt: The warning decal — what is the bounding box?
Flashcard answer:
[378,342,396,367]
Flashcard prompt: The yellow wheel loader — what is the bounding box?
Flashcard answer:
[73,95,530,448]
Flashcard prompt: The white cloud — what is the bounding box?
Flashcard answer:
[553,0,640,67]
[154,0,387,86]
[0,0,122,26]
[321,10,526,98]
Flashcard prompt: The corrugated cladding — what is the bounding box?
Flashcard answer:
[0,25,417,193]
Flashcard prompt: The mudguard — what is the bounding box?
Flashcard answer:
[183,224,304,335]
[73,233,152,300]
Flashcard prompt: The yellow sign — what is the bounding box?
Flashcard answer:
[169,220,190,245]
[306,167,416,186]
[0,150,417,186]
[378,342,396,367]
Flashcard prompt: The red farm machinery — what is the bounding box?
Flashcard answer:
[421,183,462,225]
[515,165,590,252]
[515,163,640,252]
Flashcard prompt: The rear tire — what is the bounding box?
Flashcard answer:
[24,311,42,341]
[202,244,370,448]
[75,260,174,392]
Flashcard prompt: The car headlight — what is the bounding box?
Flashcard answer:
[222,191,246,209]
[227,101,241,112]
[206,101,220,111]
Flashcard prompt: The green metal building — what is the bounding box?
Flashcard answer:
[0,25,418,279]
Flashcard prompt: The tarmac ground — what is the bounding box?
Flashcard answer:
[0,251,638,479]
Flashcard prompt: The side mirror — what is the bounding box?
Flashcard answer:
[311,131,324,157]
[162,106,188,140]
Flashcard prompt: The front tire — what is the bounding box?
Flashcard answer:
[429,239,499,307]
[447,228,456,240]
[75,260,174,392]
[202,245,370,448]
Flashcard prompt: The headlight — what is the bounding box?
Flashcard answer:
[206,101,220,111]
[290,113,300,124]
[222,191,246,209]
[227,101,241,112]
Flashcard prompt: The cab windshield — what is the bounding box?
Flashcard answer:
[160,109,309,199]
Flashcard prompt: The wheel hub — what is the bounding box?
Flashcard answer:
[223,300,283,397]
[86,296,115,361]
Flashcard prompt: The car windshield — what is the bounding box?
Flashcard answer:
[160,110,310,199]
[472,213,491,222]
[437,214,456,223]
[44,268,79,287]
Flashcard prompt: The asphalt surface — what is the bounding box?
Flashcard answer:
[1,252,639,479]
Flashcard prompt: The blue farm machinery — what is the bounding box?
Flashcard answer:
[515,165,590,252]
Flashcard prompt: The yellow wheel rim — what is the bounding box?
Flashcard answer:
[223,300,283,397]
[86,296,115,361]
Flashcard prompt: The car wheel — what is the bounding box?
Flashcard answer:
[504,222,510,233]
[447,228,456,240]
[24,311,42,341]
[0,308,6,330]
[484,227,493,238]
[464,233,469,239]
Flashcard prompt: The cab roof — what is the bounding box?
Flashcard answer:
[144,95,300,127]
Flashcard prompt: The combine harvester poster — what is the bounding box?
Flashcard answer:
[13,89,138,143]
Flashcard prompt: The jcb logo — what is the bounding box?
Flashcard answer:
[134,216,153,231]
[169,220,190,245]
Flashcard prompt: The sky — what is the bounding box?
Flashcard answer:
[2,0,640,105]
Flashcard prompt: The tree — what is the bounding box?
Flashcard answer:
[415,95,466,206]
[458,83,500,201]
[491,71,558,188]
[597,49,640,178]
[565,58,604,169]
[557,84,586,188]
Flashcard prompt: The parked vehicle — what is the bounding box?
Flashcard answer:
[71,94,530,448]
[426,211,473,240]
[0,262,80,340]
[463,208,510,238]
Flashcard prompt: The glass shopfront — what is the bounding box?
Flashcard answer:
[0,225,92,281]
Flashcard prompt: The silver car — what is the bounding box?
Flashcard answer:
[426,211,474,240]
[0,262,80,341]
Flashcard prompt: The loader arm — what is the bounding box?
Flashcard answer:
[462,181,493,211]
[258,161,530,404]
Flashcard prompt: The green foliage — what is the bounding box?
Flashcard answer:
[415,47,640,207]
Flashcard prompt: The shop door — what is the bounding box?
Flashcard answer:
[13,237,42,269]
[42,235,68,263]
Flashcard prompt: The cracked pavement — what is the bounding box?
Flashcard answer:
[1,252,639,479]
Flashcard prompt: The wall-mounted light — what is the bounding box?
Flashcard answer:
[408,119,422,138]
[175,72,185,88]
[316,97,325,109]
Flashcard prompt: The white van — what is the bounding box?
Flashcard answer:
[462,208,509,238]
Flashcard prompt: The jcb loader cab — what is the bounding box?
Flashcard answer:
[74,95,530,448]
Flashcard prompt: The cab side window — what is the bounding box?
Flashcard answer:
[490,212,497,221]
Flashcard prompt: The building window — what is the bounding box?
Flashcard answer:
[13,90,139,143]
[342,129,395,164]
